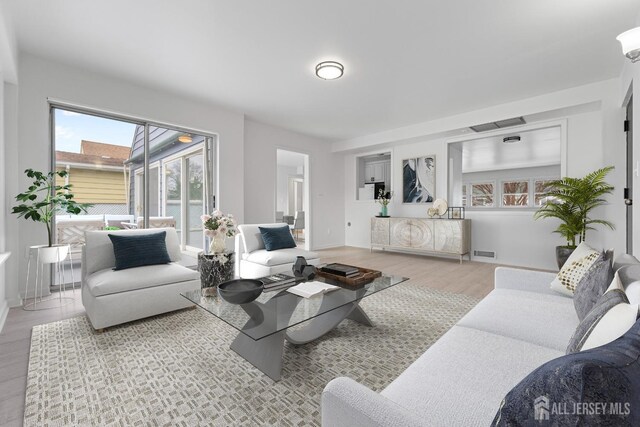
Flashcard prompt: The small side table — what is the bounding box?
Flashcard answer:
[198,252,235,296]
[23,244,75,311]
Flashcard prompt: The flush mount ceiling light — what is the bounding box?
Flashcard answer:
[503,136,521,144]
[315,61,344,80]
[178,134,193,143]
[617,27,640,63]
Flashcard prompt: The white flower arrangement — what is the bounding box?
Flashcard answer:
[201,209,238,239]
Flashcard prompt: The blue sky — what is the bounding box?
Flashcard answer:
[54,109,137,153]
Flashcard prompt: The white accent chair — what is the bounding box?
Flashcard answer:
[82,228,198,330]
[235,223,320,279]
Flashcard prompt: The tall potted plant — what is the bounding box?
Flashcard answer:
[12,169,91,263]
[534,166,615,268]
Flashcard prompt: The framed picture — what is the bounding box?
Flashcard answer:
[402,155,435,203]
[448,207,465,219]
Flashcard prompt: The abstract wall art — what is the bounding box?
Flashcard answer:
[402,156,435,203]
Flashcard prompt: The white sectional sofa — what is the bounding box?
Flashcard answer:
[235,223,320,278]
[81,228,198,330]
[321,262,639,426]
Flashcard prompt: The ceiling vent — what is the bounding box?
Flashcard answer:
[469,117,526,133]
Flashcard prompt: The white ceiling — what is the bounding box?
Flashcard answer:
[459,126,561,173]
[3,1,639,141]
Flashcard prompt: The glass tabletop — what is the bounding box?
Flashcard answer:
[181,274,408,341]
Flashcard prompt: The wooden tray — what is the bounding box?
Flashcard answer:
[315,264,382,287]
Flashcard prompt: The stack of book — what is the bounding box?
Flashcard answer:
[320,263,361,278]
[258,273,298,292]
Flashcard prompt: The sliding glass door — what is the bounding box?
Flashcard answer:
[52,104,217,283]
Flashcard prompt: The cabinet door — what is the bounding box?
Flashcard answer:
[364,164,375,183]
[434,220,465,254]
[373,163,385,182]
[390,218,412,247]
[371,218,390,245]
[410,219,434,250]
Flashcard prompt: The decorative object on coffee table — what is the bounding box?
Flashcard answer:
[292,256,316,280]
[201,209,238,254]
[534,166,614,269]
[316,264,382,287]
[198,252,235,296]
[217,279,263,304]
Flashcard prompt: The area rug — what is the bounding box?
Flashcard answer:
[24,284,478,426]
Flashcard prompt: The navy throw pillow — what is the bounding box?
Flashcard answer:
[108,231,171,271]
[258,226,296,251]
[492,319,640,426]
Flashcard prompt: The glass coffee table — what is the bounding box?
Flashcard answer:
[181,274,408,381]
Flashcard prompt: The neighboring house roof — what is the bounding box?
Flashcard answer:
[80,140,130,160]
[56,150,126,168]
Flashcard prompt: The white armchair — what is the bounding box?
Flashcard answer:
[234,223,320,279]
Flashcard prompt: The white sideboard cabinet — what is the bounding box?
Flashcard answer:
[371,217,471,263]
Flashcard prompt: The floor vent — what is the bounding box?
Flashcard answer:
[469,116,526,133]
[474,250,496,259]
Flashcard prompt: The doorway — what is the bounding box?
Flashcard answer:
[276,149,310,250]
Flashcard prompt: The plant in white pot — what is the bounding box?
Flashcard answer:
[12,168,91,263]
[534,166,615,269]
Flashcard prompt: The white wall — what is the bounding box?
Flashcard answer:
[276,165,301,213]
[244,119,345,250]
[343,80,627,271]
[4,54,246,307]
[0,76,7,329]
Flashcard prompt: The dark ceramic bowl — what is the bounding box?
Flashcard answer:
[217,279,264,304]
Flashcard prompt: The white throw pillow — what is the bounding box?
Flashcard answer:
[550,242,601,296]
[581,302,639,351]
[606,271,624,293]
[625,281,640,305]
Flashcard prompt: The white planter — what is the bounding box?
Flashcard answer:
[34,245,70,264]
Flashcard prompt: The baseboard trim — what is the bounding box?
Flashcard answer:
[0,299,9,334]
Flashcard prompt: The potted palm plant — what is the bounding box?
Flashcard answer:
[12,168,91,263]
[534,166,615,269]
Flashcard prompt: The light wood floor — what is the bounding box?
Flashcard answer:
[0,247,499,426]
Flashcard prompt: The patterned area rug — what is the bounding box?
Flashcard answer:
[24,284,478,426]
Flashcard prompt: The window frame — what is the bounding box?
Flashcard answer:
[469,181,496,208]
[533,177,559,207]
[500,178,530,208]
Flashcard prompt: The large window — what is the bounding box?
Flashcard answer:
[52,105,217,288]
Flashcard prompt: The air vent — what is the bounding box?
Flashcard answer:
[474,250,496,259]
[469,116,526,133]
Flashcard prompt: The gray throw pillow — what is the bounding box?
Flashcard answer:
[573,252,614,321]
[566,289,629,354]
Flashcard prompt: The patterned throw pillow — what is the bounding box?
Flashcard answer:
[573,252,614,321]
[492,320,640,426]
[550,242,601,296]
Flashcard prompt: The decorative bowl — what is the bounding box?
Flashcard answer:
[217,279,264,304]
